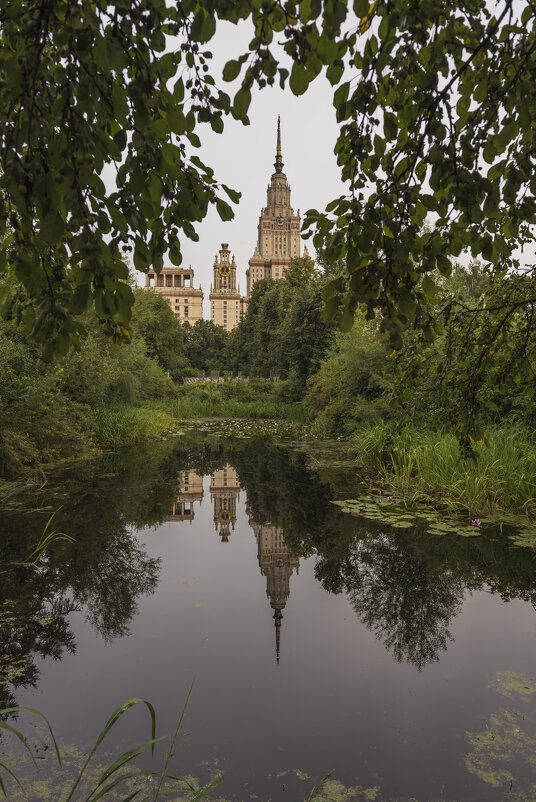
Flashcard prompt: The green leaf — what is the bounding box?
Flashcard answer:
[233,87,251,118]
[223,60,241,82]
[384,114,397,141]
[289,62,312,96]
[222,184,241,203]
[40,211,65,244]
[190,9,216,43]
[216,199,234,221]
[338,309,354,331]
[210,115,224,133]
[322,296,339,323]
[72,283,91,313]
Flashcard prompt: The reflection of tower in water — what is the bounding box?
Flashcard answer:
[210,466,240,542]
[169,471,204,522]
[250,513,299,664]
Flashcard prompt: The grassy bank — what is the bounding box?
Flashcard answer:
[90,381,309,450]
[167,380,308,423]
[353,422,536,518]
[1,379,310,477]
[90,405,177,447]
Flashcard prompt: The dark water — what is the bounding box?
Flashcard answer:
[2,431,536,801]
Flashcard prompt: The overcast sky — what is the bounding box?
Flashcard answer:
[133,21,348,316]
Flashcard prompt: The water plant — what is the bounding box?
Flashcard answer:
[1,509,75,572]
[0,699,221,801]
[352,423,536,518]
[0,699,343,801]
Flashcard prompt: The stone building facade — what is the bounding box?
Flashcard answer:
[168,471,204,522]
[209,244,248,332]
[246,116,304,297]
[145,266,203,324]
[210,466,241,542]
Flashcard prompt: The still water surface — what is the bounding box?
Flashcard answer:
[3,431,536,801]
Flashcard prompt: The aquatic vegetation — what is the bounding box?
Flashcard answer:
[1,510,74,572]
[0,699,222,801]
[352,423,536,518]
[331,495,483,537]
[90,406,176,448]
[465,672,536,800]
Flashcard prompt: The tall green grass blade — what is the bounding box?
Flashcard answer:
[189,775,222,800]
[1,706,61,766]
[0,760,25,795]
[87,739,165,800]
[87,768,153,800]
[152,681,194,800]
[306,770,335,801]
[0,722,38,766]
[66,698,156,802]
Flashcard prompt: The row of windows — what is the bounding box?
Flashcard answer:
[148,274,192,288]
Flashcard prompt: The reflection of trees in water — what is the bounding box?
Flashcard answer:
[229,438,536,672]
[231,440,466,669]
[341,533,465,671]
[0,434,249,708]
[0,590,77,710]
[5,433,536,708]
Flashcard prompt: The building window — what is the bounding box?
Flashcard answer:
[166,275,172,287]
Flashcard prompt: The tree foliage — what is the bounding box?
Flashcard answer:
[130,288,184,371]
[2,0,536,443]
[227,256,333,390]
[182,318,229,374]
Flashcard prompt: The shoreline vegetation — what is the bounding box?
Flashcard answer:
[2,379,536,520]
[2,260,536,521]
[351,423,536,520]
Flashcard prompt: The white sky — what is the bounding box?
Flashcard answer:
[133,21,348,316]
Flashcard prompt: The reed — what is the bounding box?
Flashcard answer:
[353,422,536,517]
[0,699,221,801]
[153,383,309,423]
[0,700,333,801]
[90,406,175,447]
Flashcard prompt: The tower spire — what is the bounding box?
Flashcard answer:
[274,115,284,173]
[274,609,282,664]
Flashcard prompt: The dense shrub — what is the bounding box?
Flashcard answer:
[306,319,391,436]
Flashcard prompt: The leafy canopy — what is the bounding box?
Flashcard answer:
[1,0,536,357]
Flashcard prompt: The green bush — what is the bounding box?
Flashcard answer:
[306,320,391,437]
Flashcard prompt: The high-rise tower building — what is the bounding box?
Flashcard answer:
[210,243,248,332]
[246,117,303,297]
[250,516,300,664]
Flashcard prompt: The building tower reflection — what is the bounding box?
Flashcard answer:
[169,471,204,522]
[210,466,240,542]
[250,514,299,664]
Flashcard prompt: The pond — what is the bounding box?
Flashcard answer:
[2,428,536,801]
